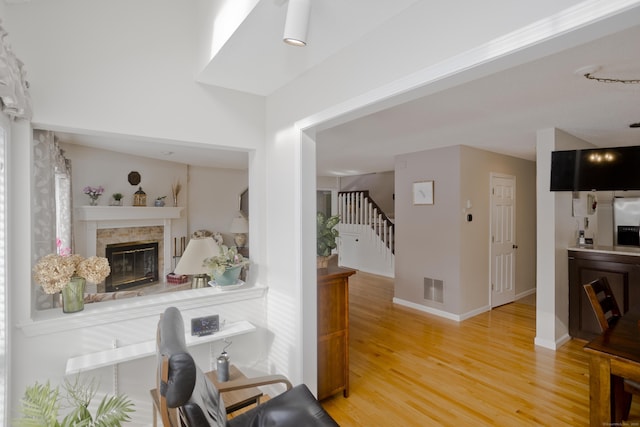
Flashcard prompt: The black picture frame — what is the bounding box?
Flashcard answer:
[239,188,249,218]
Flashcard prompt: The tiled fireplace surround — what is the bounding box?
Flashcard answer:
[76,206,183,294]
[97,226,163,292]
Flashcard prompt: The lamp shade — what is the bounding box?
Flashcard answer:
[174,237,220,275]
[283,0,311,46]
[229,216,249,234]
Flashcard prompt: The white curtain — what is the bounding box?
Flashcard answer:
[0,20,31,120]
[0,116,7,425]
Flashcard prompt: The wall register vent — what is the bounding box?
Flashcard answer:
[424,277,444,303]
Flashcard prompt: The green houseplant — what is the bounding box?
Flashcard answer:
[317,212,340,268]
[203,244,250,286]
[111,193,123,206]
[14,377,134,427]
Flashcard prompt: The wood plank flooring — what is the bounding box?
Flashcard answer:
[321,271,640,426]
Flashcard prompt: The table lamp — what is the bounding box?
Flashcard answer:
[230,216,249,249]
[174,237,220,288]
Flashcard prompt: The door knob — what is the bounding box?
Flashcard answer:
[512,244,518,249]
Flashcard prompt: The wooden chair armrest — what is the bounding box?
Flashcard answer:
[216,374,292,393]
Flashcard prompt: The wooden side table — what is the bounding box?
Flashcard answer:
[209,365,263,413]
[151,365,263,426]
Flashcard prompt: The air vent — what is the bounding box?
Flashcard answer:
[424,277,444,303]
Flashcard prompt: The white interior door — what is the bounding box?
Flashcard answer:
[490,174,516,308]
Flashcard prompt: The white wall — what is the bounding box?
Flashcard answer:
[459,146,537,313]
[187,165,249,244]
[394,146,462,314]
[4,1,265,151]
[60,142,188,209]
[393,145,536,319]
[535,128,595,349]
[339,172,395,217]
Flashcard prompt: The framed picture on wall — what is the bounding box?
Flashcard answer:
[239,188,249,218]
[413,181,434,205]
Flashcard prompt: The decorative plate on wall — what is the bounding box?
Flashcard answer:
[128,171,141,186]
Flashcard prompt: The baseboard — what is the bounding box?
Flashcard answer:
[534,333,571,350]
[392,297,490,322]
[515,288,536,300]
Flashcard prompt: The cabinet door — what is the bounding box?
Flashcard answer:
[317,331,347,400]
[318,278,347,336]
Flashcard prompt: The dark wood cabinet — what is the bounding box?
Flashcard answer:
[317,266,356,400]
[568,249,640,340]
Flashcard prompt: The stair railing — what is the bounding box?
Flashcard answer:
[338,191,394,253]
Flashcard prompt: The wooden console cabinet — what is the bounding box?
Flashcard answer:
[569,248,640,340]
[317,266,356,400]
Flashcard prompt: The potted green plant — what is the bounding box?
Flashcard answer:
[154,195,167,207]
[112,193,123,206]
[317,212,340,268]
[14,376,134,426]
[203,244,250,286]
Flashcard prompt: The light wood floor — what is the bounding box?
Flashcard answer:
[321,271,639,426]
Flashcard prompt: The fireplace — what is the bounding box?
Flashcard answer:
[76,206,183,293]
[105,240,159,292]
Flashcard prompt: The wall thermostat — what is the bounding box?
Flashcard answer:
[191,314,219,337]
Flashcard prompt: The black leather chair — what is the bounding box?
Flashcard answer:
[155,306,339,427]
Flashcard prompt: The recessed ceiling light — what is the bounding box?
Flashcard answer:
[160,151,174,156]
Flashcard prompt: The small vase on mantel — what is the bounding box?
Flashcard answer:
[61,276,86,313]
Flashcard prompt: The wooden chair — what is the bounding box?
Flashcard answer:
[583,277,622,332]
[155,306,339,427]
[584,277,640,421]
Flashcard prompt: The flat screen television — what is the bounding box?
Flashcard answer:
[550,146,640,191]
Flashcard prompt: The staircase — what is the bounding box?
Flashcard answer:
[337,191,394,277]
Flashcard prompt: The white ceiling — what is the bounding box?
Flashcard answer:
[196,0,422,96]
[57,1,640,176]
[316,23,640,175]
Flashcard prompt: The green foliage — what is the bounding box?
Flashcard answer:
[317,212,340,256]
[204,244,250,276]
[14,377,134,427]
[14,381,60,427]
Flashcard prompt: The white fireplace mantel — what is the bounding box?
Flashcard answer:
[75,206,184,278]
[76,206,183,222]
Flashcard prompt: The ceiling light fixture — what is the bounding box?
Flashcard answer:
[584,72,640,84]
[283,0,311,47]
[576,65,640,84]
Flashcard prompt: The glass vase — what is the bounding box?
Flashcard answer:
[62,276,86,313]
[89,197,99,206]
